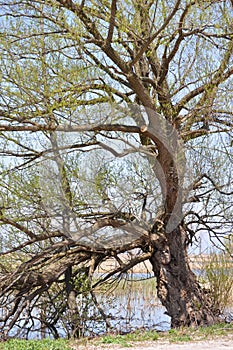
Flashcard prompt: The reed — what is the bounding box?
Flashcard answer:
[198,235,233,313]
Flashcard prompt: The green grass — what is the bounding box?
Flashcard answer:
[164,323,233,343]
[0,338,72,350]
[0,323,232,349]
[99,323,233,347]
[100,329,159,347]
[101,335,132,347]
[195,322,233,339]
[167,329,192,342]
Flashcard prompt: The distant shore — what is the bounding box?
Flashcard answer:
[97,254,226,274]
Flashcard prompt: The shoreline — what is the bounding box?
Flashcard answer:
[97,254,228,274]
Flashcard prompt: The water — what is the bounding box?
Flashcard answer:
[6,271,232,339]
[95,274,171,334]
[8,274,169,339]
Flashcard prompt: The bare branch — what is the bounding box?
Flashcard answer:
[129,0,181,67]
[105,0,117,47]
[0,122,142,133]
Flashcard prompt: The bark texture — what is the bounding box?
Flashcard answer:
[150,226,219,327]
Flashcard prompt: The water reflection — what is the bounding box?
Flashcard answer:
[7,270,233,339]
[96,274,171,334]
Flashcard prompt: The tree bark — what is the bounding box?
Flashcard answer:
[65,266,81,338]
[150,225,220,328]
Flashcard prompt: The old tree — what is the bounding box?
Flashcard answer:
[0,0,233,339]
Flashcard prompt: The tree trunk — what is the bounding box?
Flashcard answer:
[150,225,220,328]
[65,267,81,338]
[40,305,47,339]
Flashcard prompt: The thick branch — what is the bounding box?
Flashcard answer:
[0,122,141,133]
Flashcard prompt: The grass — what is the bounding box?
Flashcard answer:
[71,323,233,348]
[0,338,72,350]
[0,323,232,349]
[165,323,233,343]
[100,329,159,347]
[167,329,192,342]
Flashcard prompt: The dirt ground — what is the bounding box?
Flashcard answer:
[72,334,233,350]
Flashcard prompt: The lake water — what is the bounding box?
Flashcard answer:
[80,270,232,337]
[96,275,171,334]
[7,271,232,339]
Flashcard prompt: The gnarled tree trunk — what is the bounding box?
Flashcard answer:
[144,121,220,327]
[150,225,219,327]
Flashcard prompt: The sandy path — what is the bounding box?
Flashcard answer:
[116,337,233,349]
[72,334,233,350]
